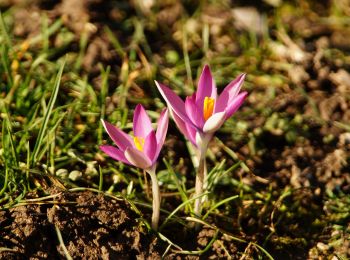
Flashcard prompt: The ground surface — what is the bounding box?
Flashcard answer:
[0,189,160,259]
[0,0,349,259]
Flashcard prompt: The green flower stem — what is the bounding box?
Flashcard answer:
[147,166,161,231]
[194,153,206,217]
[193,134,211,218]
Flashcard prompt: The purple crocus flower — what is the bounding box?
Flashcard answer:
[100,104,169,171]
[100,104,169,230]
[155,65,247,153]
[155,65,247,217]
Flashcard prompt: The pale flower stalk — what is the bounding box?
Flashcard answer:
[100,104,169,230]
[156,65,247,217]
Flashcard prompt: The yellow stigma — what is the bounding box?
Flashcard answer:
[203,97,215,121]
[134,136,145,151]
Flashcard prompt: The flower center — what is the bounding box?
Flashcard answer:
[203,97,215,121]
[134,136,145,151]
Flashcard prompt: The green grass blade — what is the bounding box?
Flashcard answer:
[0,44,12,86]
[98,65,110,143]
[0,168,9,196]
[251,242,275,260]
[0,12,11,46]
[104,26,125,59]
[172,230,219,255]
[203,195,239,220]
[31,60,65,166]
[28,19,62,46]
[5,118,19,167]
[159,192,210,230]
[98,166,103,191]
[35,110,66,163]
[55,225,73,260]
[163,158,190,206]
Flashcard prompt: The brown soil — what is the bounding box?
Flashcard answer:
[0,189,249,259]
[0,189,160,259]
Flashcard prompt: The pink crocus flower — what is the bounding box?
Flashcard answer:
[100,104,169,171]
[100,104,169,230]
[155,65,247,216]
[155,65,247,151]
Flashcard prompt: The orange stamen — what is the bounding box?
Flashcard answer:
[203,97,215,121]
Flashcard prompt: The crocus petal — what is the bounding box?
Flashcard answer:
[125,147,152,169]
[155,108,169,159]
[144,131,157,163]
[224,91,248,119]
[101,120,133,151]
[185,123,198,146]
[171,109,197,146]
[99,145,131,165]
[196,65,217,108]
[215,73,246,113]
[185,94,204,129]
[133,104,153,139]
[155,81,195,128]
[203,111,226,133]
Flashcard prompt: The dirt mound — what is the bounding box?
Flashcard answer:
[0,190,160,259]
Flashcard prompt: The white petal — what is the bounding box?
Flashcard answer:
[125,147,152,169]
[203,112,226,133]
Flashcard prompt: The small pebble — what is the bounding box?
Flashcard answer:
[56,169,68,179]
[316,242,329,251]
[69,170,82,181]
